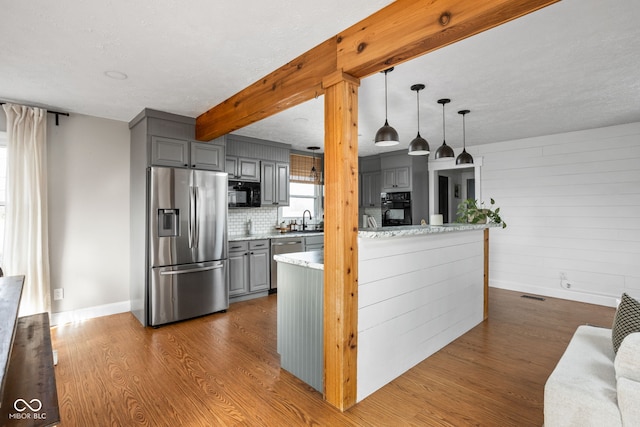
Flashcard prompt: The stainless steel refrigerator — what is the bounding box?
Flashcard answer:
[148,166,228,326]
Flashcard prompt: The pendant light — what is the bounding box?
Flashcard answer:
[374,67,399,146]
[434,98,454,159]
[407,83,430,156]
[456,109,474,165]
[307,146,320,181]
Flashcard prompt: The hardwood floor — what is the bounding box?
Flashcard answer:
[51,289,615,426]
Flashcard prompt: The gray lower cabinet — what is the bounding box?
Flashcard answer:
[304,235,324,252]
[229,239,270,301]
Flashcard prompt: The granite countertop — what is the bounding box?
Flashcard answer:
[358,223,500,239]
[273,251,324,271]
[229,231,323,241]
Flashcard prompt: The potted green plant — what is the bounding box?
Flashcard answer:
[456,198,507,228]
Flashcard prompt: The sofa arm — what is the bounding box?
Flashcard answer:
[615,332,640,426]
[615,332,640,382]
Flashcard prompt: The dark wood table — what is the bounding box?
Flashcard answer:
[0,276,60,427]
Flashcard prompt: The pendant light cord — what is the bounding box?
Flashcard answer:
[416,88,420,132]
[462,112,467,149]
[442,103,446,142]
[384,70,389,122]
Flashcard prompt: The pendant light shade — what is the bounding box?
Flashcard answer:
[434,98,454,159]
[408,83,430,156]
[456,109,474,165]
[375,68,399,146]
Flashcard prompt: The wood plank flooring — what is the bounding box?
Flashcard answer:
[51,289,615,426]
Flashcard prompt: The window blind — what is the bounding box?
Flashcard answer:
[290,153,322,184]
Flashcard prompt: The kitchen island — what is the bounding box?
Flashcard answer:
[275,224,497,401]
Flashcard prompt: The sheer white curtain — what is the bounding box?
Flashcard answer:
[2,103,51,316]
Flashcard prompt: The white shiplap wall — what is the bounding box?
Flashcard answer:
[475,122,640,306]
[357,231,485,401]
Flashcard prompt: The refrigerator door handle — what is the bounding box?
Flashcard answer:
[188,186,196,248]
[159,264,223,276]
[194,186,200,247]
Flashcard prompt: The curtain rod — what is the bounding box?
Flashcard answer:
[0,102,69,126]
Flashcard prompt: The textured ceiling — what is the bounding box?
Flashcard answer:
[1,0,639,157]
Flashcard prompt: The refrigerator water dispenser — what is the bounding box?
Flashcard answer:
[158,209,179,237]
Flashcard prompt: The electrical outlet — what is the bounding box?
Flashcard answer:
[53,288,64,300]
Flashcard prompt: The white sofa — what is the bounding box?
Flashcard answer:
[544,325,640,426]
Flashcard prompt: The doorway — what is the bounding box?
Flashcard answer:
[438,175,449,223]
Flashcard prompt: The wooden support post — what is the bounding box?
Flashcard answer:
[322,71,360,411]
[484,228,490,319]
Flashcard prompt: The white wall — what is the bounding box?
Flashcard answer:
[473,122,640,306]
[47,114,130,320]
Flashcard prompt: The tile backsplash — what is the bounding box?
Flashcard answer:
[228,207,279,236]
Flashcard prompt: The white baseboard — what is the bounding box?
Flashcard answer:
[51,300,131,326]
[490,280,619,308]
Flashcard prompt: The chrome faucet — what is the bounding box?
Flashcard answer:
[302,210,312,230]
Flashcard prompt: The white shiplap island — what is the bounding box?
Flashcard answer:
[275,224,497,402]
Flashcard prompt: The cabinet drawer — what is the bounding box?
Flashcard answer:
[229,241,248,252]
[249,240,269,250]
[304,235,324,246]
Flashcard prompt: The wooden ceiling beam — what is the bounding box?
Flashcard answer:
[196,38,336,141]
[196,0,560,141]
[337,0,561,78]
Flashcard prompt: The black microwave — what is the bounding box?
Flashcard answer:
[228,181,261,208]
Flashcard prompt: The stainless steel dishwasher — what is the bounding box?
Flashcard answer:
[270,237,304,293]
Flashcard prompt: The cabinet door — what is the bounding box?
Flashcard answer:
[228,251,248,297]
[261,161,290,206]
[238,158,260,181]
[151,136,189,167]
[226,157,239,178]
[382,169,397,190]
[382,167,411,191]
[395,166,411,190]
[362,172,381,207]
[249,249,270,292]
[227,157,260,181]
[261,161,276,205]
[191,142,225,171]
[275,163,290,206]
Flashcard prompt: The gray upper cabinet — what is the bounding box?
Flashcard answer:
[380,152,412,191]
[261,161,289,206]
[151,136,224,171]
[359,155,382,207]
[226,156,260,181]
[151,136,189,168]
[361,171,382,207]
[382,166,411,191]
[191,141,225,171]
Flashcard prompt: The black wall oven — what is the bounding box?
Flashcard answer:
[382,192,412,226]
[228,180,261,208]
